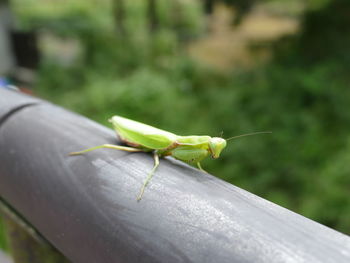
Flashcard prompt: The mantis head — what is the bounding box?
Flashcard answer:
[209,137,227,159]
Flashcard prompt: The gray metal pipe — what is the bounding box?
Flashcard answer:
[0,88,349,263]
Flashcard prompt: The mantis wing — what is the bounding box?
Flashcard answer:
[109,116,178,150]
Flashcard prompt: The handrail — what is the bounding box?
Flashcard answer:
[0,88,350,263]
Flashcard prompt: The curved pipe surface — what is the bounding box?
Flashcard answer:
[0,89,349,263]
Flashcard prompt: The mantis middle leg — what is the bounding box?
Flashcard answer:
[137,152,160,201]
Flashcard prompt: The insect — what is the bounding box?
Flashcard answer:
[70,115,270,201]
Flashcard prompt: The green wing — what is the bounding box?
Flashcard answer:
[109,116,178,150]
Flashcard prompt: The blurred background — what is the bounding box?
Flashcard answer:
[0,0,349,254]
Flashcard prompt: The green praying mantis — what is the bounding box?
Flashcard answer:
[70,115,271,201]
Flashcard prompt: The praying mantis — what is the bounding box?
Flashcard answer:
[70,115,270,201]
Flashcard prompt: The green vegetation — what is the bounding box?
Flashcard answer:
[2,0,349,238]
[0,217,8,251]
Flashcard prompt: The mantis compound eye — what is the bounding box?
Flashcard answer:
[209,137,227,159]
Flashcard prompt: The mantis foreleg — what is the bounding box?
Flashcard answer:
[137,152,160,201]
[197,162,207,173]
[69,144,142,156]
[170,146,208,173]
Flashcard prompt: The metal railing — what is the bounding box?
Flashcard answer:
[0,88,349,263]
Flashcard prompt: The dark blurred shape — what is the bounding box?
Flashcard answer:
[112,0,126,36]
[0,0,39,88]
[203,0,215,15]
[203,0,256,25]
[223,0,256,25]
[10,31,40,70]
[0,0,15,76]
[147,0,159,33]
[298,0,350,62]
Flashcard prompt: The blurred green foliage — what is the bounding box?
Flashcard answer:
[0,216,7,251]
[4,0,350,236]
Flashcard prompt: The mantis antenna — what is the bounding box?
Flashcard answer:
[225,131,272,141]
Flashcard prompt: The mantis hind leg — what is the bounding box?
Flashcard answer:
[137,152,160,201]
[69,144,142,156]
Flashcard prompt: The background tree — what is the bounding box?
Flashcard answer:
[112,0,126,35]
[147,0,159,33]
